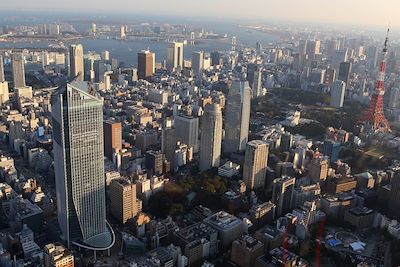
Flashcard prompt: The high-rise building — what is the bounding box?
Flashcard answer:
[44,243,74,267]
[243,140,269,191]
[145,150,164,175]
[52,81,114,249]
[138,50,155,81]
[389,172,400,220]
[11,53,26,88]
[0,55,9,105]
[69,44,84,81]
[330,80,346,108]
[175,114,199,153]
[162,125,176,169]
[389,88,400,109]
[101,50,110,61]
[103,120,122,160]
[120,25,126,39]
[256,42,263,55]
[253,66,263,98]
[192,51,204,76]
[224,79,251,153]
[199,104,222,171]
[309,157,329,183]
[110,179,138,224]
[338,62,352,84]
[92,23,97,34]
[306,40,321,60]
[167,42,184,72]
[324,68,336,85]
[323,140,341,163]
[272,176,296,217]
[211,51,221,66]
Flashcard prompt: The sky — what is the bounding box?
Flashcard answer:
[2,0,400,28]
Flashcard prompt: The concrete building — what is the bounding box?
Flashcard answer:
[249,201,276,229]
[145,150,164,175]
[309,157,329,183]
[388,172,400,220]
[167,42,184,72]
[330,80,346,108]
[199,104,222,171]
[69,44,84,81]
[192,51,204,76]
[0,55,9,105]
[11,53,26,88]
[52,81,114,249]
[231,235,264,267]
[224,79,251,153]
[203,211,244,247]
[110,179,138,224]
[243,140,269,191]
[103,120,122,160]
[272,176,296,217]
[218,161,240,178]
[138,50,155,81]
[175,114,199,153]
[44,243,74,267]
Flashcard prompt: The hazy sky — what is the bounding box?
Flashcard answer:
[3,0,400,28]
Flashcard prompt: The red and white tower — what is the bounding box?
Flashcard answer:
[359,29,391,132]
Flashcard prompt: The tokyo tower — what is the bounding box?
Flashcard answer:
[359,29,391,132]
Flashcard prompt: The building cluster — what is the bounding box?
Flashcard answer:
[0,21,398,267]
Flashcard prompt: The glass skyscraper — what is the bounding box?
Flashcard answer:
[52,81,114,249]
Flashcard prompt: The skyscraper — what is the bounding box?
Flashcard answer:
[192,51,204,76]
[11,53,26,88]
[69,44,84,81]
[0,55,9,105]
[199,104,222,171]
[272,176,296,217]
[110,179,138,224]
[338,62,352,84]
[138,50,154,81]
[175,114,199,153]
[103,120,122,160]
[243,140,269,191]
[306,40,321,60]
[224,79,251,153]
[52,81,114,249]
[253,66,263,98]
[167,42,184,72]
[389,172,400,220]
[330,80,346,108]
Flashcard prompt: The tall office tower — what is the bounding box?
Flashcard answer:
[253,66,263,98]
[306,40,321,60]
[199,104,222,171]
[224,79,251,153]
[211,51,221,66]
[69,44,84,81]
[120,25,126,39]
[0,56,9,105]
[272,176,296,217]
[388,172,400,220]
[330,80,346,108]
[309,157,329,183]
[243,140,269,191]
[11,53,26,88]
[337,62,352,84]
[52,81,114,249]
[48,24,60,35]
[167,42,184,72]
[145,150,164,175]
[162,126,176,169]
[256,42,263,55]
[192,51,204,76]
[92,23,97,34]
[323,68,336,85]
[101,50,110,61]
[94,60,106,83]
[247,63,256,88]
[138,50,154,81]
[175,114,199,153]
[231,35,237,51]
[367,45,379,70]
[323,140,341,163]
[44,243,74,267]
[280,132,293,152]
[326,39,339,56]
[389,88,400,109]
[298,40,308,55]
[103,120,122,160]
[110,179,138,224]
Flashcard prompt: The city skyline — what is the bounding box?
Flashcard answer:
[1,0,400,29]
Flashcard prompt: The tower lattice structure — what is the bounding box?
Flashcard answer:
[359,29,391,132]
